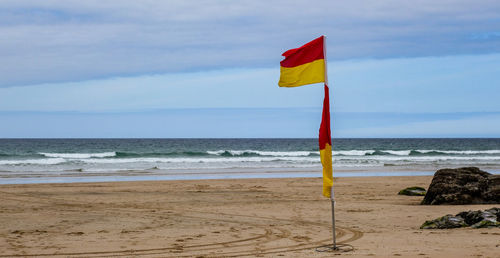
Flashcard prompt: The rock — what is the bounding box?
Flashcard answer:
[456,210,487,225]
[471,219,500,228]
[398,186,426,196]
[420,215,467,229]
[457,209,499,228]
[485,207,500,219]
[421,167,500,205]
[421,208,500,229]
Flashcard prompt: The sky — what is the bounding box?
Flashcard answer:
[1,0,500,138]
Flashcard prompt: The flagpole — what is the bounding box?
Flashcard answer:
[322,35,337,250]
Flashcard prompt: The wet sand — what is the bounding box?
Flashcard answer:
[0,176,499,257]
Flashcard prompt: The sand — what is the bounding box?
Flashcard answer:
[0,176,499,257]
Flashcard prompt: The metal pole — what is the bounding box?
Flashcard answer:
[331,187,337,249]
[323,35,337,250]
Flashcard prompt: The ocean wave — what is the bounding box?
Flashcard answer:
[413,149,500,155]
[382,150,412,156]
[334,150,376,156]
[17,154,500,165]
[39,152,117,158]
[333,150,414,156]
[206,150,317,157]
[77,156,320,164]
[334,155,500,162]
[0,158,66,165]
[115,151,210,157]
[29,149,500,160]
[334,149,500,156]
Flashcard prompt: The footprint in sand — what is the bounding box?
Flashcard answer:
[66,232,84,235]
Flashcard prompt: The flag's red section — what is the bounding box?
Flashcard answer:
[280,36,324,68]
[319,84,331,150]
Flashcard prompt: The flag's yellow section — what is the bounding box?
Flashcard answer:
[278,59,325,87]
[320,143,333,198]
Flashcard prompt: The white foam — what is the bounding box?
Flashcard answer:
[0,158,66,165]
[334,149,500,156]
[206,150,225,155]
[382,150,412,156]
[79,156,320,164]
[334,155,500,162]
[39,152,117,158]
[206,150,315,157]
[253,151,313,156]
[416,149,500,155]
[334,150,376,156]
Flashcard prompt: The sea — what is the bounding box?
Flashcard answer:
[1,138,500,184]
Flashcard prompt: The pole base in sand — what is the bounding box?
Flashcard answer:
[315,243,354,253]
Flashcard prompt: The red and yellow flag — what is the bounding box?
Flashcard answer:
[278,36,326,87]
[278,36,333,198]
[319,85,333,198]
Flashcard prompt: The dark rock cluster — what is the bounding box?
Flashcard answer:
[421,208,500,229]
[422,167,500,205]
[398,186,426,196]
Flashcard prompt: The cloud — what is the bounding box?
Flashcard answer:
[0,67,321,111]
[0,53,499,113]
[1,0,500,86]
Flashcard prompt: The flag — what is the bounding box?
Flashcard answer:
[278,36,333,198]
[278,36,325,87]
[319,85,333,198]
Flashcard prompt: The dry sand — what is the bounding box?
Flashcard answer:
[0,176,499,257]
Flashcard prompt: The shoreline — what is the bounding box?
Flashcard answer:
[1,176,498,257]
[0,170,436,185]
[2,166,500,185]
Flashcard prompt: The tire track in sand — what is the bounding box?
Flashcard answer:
[0,189,363,257]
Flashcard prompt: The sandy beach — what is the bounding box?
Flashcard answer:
[0,176,499,257]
